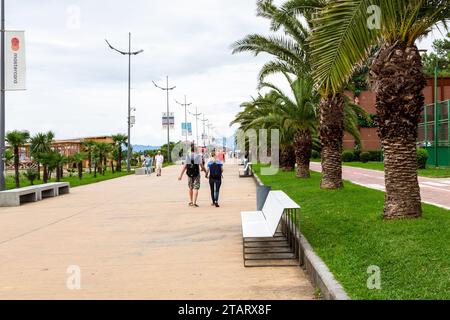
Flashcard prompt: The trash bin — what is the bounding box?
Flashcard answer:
[256,185,272,211]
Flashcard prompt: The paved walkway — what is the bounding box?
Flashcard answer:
[310,162,450,210]
[0,164,313,300]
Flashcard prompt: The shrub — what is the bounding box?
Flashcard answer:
[342,150,355,162]
[417,148,429,169]
[311,150,320,159]
[360,152,371,163]
[23,169,38,185]
[368,150,383,162]
[353,145,361,162]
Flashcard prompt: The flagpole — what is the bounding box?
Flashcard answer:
[0,0,6,190]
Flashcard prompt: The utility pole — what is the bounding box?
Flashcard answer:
[176,95,192,144]
[434,60,439,167]
[153,76,176,163]
[207,123,214,144]
[201,115,208,147]
[189,106,201,147]
[207,123,213,146]
[0,0,5,190]
[105,33,143,173]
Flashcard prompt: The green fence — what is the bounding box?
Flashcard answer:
[418,100,450,167]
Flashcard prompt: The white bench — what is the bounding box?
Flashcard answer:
[135,167,146,175]
[239,162,253,177]
[0,182,70,207]
[0,186,39,207]
[39,182,70,198]
[241,191,300,267]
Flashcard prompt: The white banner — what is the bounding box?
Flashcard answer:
[5,31,26,91]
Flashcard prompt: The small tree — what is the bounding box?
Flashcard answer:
[71,152,86,180]
[23,169,38,186]
[112,134,127,172]
[6,130,30,188]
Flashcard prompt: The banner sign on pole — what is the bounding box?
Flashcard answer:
[162,112,175,129]
[182,123,192,136]
[5,31,26,91]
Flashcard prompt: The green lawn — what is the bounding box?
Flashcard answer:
[253,164,450,300]
[342,162,450,178]
[6,170,133,190]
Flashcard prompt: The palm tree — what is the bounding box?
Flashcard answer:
[231,75,364,176]
[30,131,55,180]
[96,142,113,175]
[6,130,30,188]
[232,92,297,171]
[54,154,67,182]
[82,140,96,174]
[308,0,450,219]
[233,0,350,189]
[71,152,85,179]
[112,134,127,172]
[259,74,319,178]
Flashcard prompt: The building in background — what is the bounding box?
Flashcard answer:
[343,77,450,152]
[12,136,113,170]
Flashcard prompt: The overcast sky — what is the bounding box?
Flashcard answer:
[5,0,445,145]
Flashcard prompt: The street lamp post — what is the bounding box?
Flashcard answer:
[189,107,201,147]
[434,59,439,167]
[176,95,192,144]
[207,123,214,146]
[105,32,143,173]
[153,76,176,163]
[0,0,6,190]
[201,115,208,147]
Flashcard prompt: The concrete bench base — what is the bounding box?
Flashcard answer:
[135,168,146,175]
[0,182,70,207]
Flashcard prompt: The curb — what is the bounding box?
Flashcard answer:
[249,167,351,300]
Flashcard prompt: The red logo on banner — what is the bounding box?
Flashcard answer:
[11,37,20,51]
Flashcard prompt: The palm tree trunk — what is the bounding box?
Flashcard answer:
[103,156,107,175]
[43,165,49,183]
[294,129,312,178]
[280,145,295,171]
[13,146,20,188]
[117,146,122,172]
[56,166,61,182]
[88,152,92,174]
[37,163,41,180]
[370,42,425,219]
[320,94,344,189]
[78,162,83,179]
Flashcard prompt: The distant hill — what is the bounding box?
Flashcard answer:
[132,145,160,153]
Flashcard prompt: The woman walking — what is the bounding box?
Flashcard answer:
[205,152,224,207]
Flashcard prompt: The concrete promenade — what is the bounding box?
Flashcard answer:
[310,162,450,210]
[0,164,313,300]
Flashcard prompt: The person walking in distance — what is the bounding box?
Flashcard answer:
[178,144,206,208]
[205,152,224,207]
[155,151,164,177]
[144,154,153,175]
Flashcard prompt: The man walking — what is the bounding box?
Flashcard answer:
[155,151,164,177]
[178,145,206,208]
[205,152,224,207]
